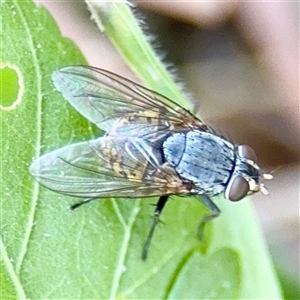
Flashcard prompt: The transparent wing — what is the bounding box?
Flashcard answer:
[30,137,190,198]
[52,66,207,140]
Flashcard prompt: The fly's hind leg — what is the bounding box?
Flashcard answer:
[197,194,220,241]
[70,198,95,210]
[142,195,169,261]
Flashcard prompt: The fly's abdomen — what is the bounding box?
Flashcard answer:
[163,131,235,194]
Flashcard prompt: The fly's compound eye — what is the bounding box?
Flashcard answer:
[238,145,257,162]
[225,175,249,201]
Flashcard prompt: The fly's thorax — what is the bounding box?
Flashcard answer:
[225,145,272,201]
[163,131,235,195]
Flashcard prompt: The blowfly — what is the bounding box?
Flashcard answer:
[30,66,272,260]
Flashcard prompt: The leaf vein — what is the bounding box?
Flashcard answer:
[109,200,141,300]
[111,199,127,229]
[14,0,43,274]
[0,236,27,299]
[121,228,192,296]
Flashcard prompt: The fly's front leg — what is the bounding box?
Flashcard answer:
[197,194,220,240]
[142,195,169,261]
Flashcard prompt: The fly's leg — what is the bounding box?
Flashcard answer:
[70,198,95,210]
[197,195,220,240]
[142,195,169,261]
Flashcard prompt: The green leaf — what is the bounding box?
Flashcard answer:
[88,2,283,299]
[0,2,221,298]
[1,0,86,298]
[167,248,241,299]
[1,1,282,299]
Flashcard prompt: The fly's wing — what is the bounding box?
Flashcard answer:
[30,137,190,198]
[52,66,207,142]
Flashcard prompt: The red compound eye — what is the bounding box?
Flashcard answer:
[238,145,257,162]
[225,175,249,201]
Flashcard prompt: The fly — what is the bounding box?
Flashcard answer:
[29,66,273,260]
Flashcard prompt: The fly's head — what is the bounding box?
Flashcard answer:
[225,145,273,201]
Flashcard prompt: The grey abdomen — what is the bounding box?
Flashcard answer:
[163,131,235,194]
